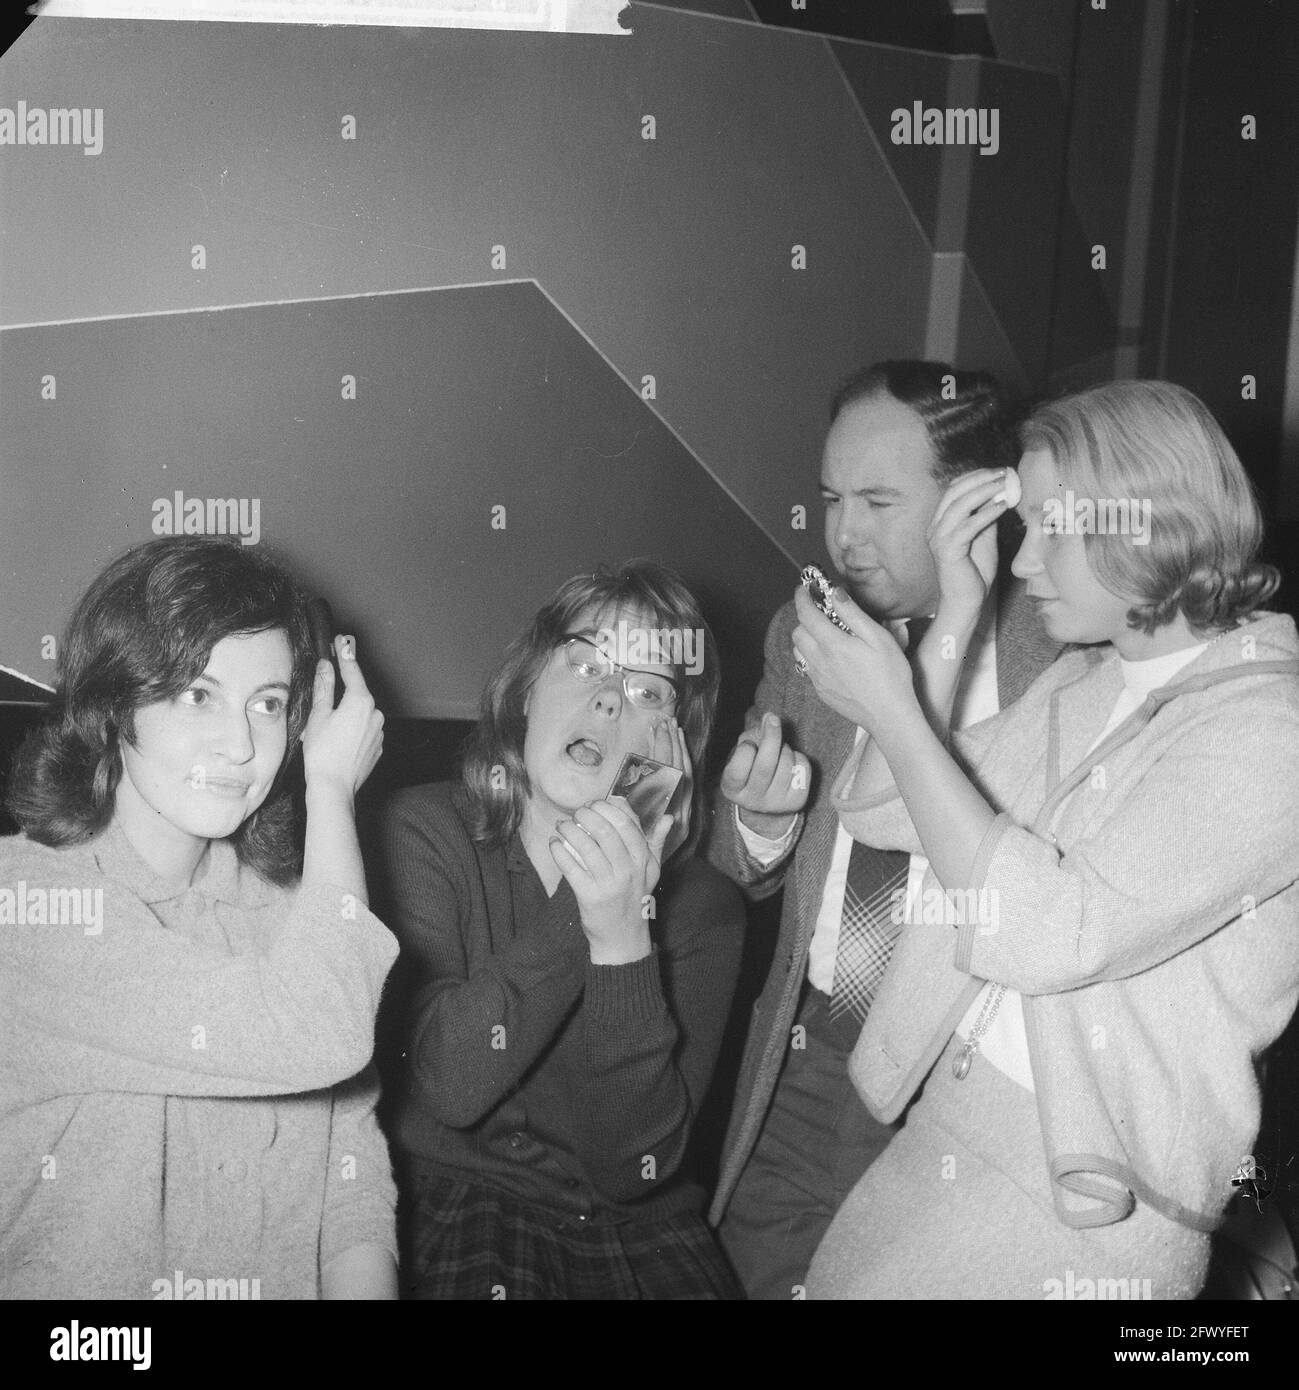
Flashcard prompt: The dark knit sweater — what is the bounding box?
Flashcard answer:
[379,782,744,1223]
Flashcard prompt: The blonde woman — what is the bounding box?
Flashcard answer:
[792,381,1299,1299]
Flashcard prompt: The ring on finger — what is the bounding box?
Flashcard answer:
[559,815,599,844]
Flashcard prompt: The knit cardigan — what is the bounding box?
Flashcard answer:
[0,820,399,1299]
[832,611,1299,1233]
[379,782,744,1222]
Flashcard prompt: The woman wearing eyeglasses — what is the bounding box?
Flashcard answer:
[379,561,745,1299]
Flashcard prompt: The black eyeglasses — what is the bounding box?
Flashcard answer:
[558,635,680,711]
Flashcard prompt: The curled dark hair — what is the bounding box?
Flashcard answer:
[831,359,1020,483]
[5,536,317,884]
[463,560,720,859]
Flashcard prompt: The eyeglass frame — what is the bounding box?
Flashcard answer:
[556,633,682,709]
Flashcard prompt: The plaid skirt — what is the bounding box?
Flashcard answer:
[401,1168,744,1300]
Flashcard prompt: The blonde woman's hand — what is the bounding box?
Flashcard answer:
[792,584,915,735]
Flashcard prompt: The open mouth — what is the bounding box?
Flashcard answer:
[197,778,252,796]
[565,737,605,770]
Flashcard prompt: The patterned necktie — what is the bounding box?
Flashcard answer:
[828,616,930,1027]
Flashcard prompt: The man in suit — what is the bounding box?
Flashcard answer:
[705,359,1062,1299]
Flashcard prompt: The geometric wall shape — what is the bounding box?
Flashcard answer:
[746,0,982,53]
[0,12,936,563]
[954,253,1031,395]
[962,55,1070,383]
[832,38,954,244]
[984,0,1077,86]
[649,0,758,18]
[1042,195,1120,379]
[0,283,797,743]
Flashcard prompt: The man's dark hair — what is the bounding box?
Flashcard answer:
[830,359,1019,484]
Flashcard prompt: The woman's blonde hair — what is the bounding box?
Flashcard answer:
[1021,380,1278,634]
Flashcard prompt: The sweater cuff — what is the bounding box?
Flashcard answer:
[830,737,903,813]
[954,812,1015,972]
[734,803,800,865]
[319,1194,399,1271]
[291,881,399,979]
[834,781,905,814]
[583,950,667,1021]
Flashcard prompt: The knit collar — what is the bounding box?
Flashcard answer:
[505,832,532,875]
[1083,609,1298,686]
[89,817,261,907]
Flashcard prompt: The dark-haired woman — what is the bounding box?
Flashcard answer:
[0,536,398,1299]
[381,561,745,1299]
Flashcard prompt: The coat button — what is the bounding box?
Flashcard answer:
[508,1131,526,1150]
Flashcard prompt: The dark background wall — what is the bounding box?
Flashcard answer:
[1155,0,1299,607]
[4,4,1294,724]
[0,283,796,727]
[2,0,1297,1242]
[1,8,947,726]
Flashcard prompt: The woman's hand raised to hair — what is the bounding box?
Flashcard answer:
[301,636,386,800]
[299,636,384,906]
[927,468,1013,623]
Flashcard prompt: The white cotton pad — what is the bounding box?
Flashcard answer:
[997,468,1022,508]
